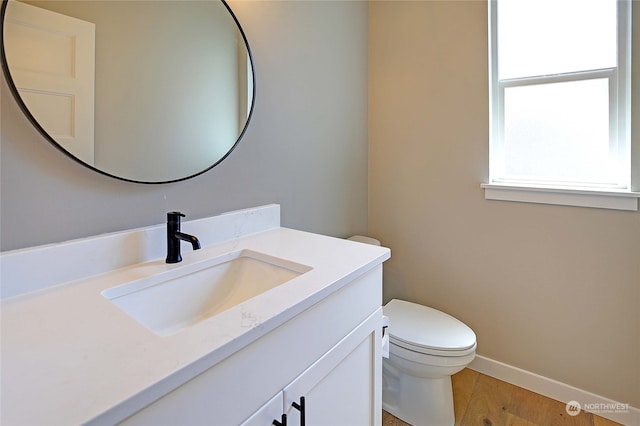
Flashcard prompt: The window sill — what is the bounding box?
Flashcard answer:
[481,183,640,211]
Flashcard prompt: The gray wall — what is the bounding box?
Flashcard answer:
[1,0,369,251]
[369,1,640,408]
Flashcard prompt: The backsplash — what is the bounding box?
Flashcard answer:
[0,205,280,299]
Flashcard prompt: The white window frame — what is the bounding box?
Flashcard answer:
[483,0,640,211]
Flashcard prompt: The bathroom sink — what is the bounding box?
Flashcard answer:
[102,250,312,336]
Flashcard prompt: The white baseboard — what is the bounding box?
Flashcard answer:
[468,355,640,426]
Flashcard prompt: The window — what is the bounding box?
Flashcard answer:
[484,0,639,210]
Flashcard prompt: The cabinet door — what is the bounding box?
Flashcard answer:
[283,309,382,426]
[240,392,283,426]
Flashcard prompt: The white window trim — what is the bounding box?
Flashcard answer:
[482,183,640,211]
[484,0,636,211]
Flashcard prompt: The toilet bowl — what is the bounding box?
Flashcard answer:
[382,299,476,426]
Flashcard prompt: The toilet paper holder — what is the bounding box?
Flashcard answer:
[381,315,390,359]
[382,315,389,336]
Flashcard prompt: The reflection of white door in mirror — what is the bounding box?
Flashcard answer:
[4,1,95,165]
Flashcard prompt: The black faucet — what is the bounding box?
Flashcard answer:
[165,212,201,263]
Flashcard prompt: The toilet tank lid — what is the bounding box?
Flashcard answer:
[347,235,381,246]
[383,299,476,352]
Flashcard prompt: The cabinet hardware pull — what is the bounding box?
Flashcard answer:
[291,396,305,426]
[273,413,287,426]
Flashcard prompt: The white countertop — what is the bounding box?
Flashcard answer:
[1,227,390,425]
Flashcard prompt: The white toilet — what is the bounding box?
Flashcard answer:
[382,299,476,426]
[347,236,477,425]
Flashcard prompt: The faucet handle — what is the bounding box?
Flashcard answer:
[167,211,186,222]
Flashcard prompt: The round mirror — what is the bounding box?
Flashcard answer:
[1,0,255,183]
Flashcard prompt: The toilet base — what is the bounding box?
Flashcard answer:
[382,363,455,426]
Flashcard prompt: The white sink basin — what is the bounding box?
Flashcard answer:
[102,250,312,336]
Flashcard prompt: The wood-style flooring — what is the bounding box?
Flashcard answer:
[382,368,622,426]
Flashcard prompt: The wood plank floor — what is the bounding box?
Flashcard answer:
[382,369,622,426]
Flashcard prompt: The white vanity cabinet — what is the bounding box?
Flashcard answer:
[118,266,383,426]
[1,206,391,426]
[241,393,284,426]
[280,309,381,426]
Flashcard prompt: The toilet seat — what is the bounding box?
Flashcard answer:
[384,299,476,357]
